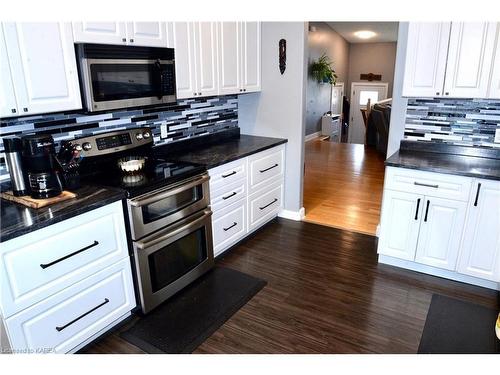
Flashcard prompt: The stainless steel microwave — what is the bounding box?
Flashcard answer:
[76,43,176,112]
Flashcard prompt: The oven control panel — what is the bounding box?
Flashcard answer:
[64,128,153,158]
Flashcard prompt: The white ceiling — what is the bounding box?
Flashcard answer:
[326,22,399,43]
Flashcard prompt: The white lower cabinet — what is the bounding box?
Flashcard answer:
[378,166,500,288]
[209,144,285,257]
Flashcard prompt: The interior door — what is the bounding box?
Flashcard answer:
[172,22,198,99]
[0,24,18,117]
[378,190,423,261]
[458,180,500,281]
[3,22,82,116]
[402,22,451,97]
[444,22,497,98]
[218,22,241,95]
[349,83,388,144]
[125,22,167,47]
[72,22,127,44]
[194,22,218,97]
[241,22,261,93]
[330,82,344,115]
[414,197,467,270]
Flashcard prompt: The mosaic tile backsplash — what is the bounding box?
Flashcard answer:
[405,98,500,148]
[0,95,238,181]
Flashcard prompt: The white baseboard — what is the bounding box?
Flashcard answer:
[279,207,305,221]
[378,254,500,291]
[305,131,321,142]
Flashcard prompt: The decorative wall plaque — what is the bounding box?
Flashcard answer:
[360,73,382,81]
[279,39,286,75]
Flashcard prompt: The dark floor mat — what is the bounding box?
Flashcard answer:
[418,294,500,354]
[120,266,267,353]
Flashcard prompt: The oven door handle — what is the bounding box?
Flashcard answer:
[135,209,212,250]
[129,174,209,207]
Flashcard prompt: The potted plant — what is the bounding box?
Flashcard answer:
[310,53,338,85]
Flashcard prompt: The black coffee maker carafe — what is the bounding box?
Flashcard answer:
[21,134,63,199]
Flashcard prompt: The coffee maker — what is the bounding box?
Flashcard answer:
[21,134,63,199]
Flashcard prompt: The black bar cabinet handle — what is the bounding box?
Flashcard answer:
[424,200,430,222]
[222,192,237,200]
[474,183,482,207]
[259,164,278,173]
[223,222,238,231]
[414,198,421,220]
[55,298,109,332]
[222,171,236,178]
[40,241,99,269]
[259,198,278,210]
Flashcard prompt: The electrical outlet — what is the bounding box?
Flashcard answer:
[495,128,500,143]
[160,123,168,139]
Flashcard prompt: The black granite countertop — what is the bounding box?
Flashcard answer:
[386,150,500,181]
[163,134,288,169]
[0,185,125,243]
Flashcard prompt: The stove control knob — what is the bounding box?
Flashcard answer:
[143,131,151,139]
[74,144,82,152]
[136,133,144,140]
[82,142,92,151]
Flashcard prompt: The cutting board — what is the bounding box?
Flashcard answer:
[0,190,76,209]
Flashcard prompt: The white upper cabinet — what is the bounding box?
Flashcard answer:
[444,22,497,98]
[241,22,261,93]
[0,26,18,117]
[458,179,500,282]
[125,22,168,47]
[193,22,218,97]
[2,22,81,117]
[172,22,198,99]
[218,22,241,95]
[73,22,127,44]
[402,22,451,97]
[488,27,500,99]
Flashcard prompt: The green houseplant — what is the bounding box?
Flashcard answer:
[310,53,338,85]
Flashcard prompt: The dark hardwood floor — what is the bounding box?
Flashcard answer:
[81,218,498,354]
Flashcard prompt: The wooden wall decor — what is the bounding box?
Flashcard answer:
[360,73,382,81]
[279,39,286,74]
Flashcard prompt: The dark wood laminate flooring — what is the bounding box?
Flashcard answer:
[81,218,498,354]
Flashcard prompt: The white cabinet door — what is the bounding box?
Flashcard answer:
[458,180,500,281]
[377,190,423,261]
[193,22,218,97]
[488,25,500,99]
[444,22,497,98]
[402,22,451,97]
[0,25,18,117]
[165,22,174,48]
[3,23,82,116]
[72,22,127,44]
[241,22,261,92]
[172,22,198,99]
[218,22,241,95]
[126,22,167,47]
[415,197,467,270]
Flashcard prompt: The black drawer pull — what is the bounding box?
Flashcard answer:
[222,191,237,200]
[415,198,421,220]
[259,198,278,210]
[259,163,278,173]
[223,222,237,231]
[414,181,439,188]
[40,241,99,269]
[55,298,109,332]
[474,183,481,207]
[222,171,237,178]
[424,200,430,222]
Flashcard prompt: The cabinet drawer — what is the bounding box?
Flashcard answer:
[385,167,472,202]
[210,179,246,212]
[0,201,128,318]
[5,258,135,353]
[248,146,285,194]
[248,182,283,232]
[212,200,247,256]
[209,158,247,191]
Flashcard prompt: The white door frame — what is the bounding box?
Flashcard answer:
[349,82,389,144]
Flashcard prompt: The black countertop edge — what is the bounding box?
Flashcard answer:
[400,140,500,160]
[386,150,500,181]
[0,185,126,243]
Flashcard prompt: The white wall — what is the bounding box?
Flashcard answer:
[238,22,308,215]
[387,22,409,158]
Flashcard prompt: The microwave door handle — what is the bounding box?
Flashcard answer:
[136,209,212,250]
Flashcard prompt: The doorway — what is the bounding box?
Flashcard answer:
[349,82,388,144]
